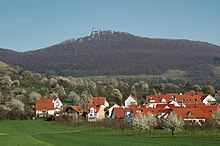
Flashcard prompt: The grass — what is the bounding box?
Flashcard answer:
[0,120,220,146]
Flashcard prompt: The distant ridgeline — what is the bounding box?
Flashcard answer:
[1,30,220,84]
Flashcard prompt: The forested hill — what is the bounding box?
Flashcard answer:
[1,31,220,80]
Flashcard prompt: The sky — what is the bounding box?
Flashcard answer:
[0,0,220,52]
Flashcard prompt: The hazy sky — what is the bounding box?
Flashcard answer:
[0,0,220,52]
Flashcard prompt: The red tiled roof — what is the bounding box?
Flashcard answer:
[131,107,169,117]
[113,107,131,118]
[184,91,204,96]
[146,92,204,104]
[89,104,102,113]
[185,103,206,108]
[133,96,138,102]
[175,94,203,103]
[91,97,106,105]
[156,104,175,109]
[65,106,82,113]
[191,105,219,118]
[146,93,179,103]
[172,107,210,119]
[35,98,57,110]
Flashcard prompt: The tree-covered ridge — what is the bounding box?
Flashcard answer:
[0,62,218,120]
[1,31,220,83]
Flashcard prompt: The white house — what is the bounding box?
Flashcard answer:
[87,105,105,121]
[35,97,63,117]
[91,97,109,109]
[202,94,217,105]
[125,95,138,107]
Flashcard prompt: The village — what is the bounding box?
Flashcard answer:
[35,90,220,125]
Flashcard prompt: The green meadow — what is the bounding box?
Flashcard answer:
[0,120,220,146]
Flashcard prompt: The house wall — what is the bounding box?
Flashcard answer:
[125,96,137,107]
[36,110,55,117]
[97,106,105,120]
[88,107,97,121]
[104,100,110,109]
[203,95,216,105]
[54,98,63,109]
[108,104,120,117]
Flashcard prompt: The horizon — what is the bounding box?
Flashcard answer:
[0,0,220,51]
[1,30,220,53]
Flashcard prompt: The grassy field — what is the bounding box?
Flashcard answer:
[0,120,220,146]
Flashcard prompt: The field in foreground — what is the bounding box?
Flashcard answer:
[0,120,220,146]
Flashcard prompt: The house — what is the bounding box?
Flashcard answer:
[124,107,170,123]
[91,97,109,109]
[146,93,178,105]
[171,108,210,124]
[107,104,120,117]
[186,104,219,117]
[201,94,217,105]
[64,106,87,120]
[214,90,220,103]
[87,105,105,121]
[214,90,220,104]
[111,107,131,119]
[146,92,205,107]
[125,95,138,107]
[35,97,63,117]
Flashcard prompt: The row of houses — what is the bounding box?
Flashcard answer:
[35,91,220,124]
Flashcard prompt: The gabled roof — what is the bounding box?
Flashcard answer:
[146,93,179,103]
[131,107,169,117]
[175,94,202,103]
[146,92,204,104]
[113,107,131,118]
[91,97,106,105]
[172,108,210,119]
[185,104,220,118]
[65,106,82,113]
[125,95,138,102]
[89,104,103,113]
[156,104,176,109]
[35,97,58,110]
[184,91,204,97]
